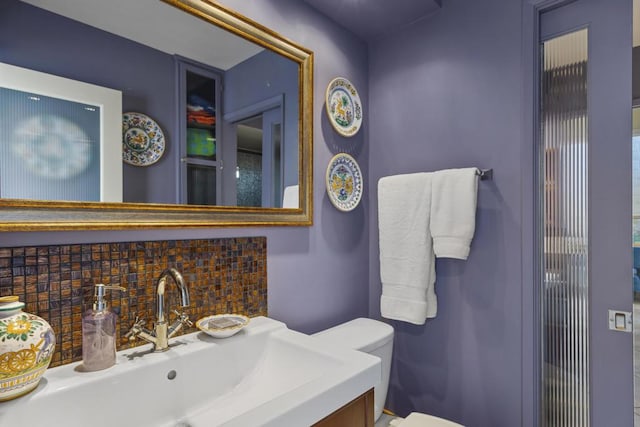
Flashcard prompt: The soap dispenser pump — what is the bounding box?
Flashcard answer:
[82,284,126,372]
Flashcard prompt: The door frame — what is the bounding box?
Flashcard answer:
[521,3,564,424]
[259,107,285,207]
[522,0,633,426]
[224,94,284,207]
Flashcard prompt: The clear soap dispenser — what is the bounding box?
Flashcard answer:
[82,284,126,371]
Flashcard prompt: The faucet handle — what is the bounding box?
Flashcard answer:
[173,310,193,328]
[125,316,146,341]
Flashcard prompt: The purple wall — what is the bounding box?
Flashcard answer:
[368,0,524,425]
[1,0,371,335]
[1,0,552,424]
[0,0,177,204]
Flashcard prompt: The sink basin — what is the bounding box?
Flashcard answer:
[0,317,380,427]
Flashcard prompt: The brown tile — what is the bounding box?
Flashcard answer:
[0,237,267,368]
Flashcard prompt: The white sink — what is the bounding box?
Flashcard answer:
[0,317,380,427]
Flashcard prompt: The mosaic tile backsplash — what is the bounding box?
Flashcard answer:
[0,237,267,368]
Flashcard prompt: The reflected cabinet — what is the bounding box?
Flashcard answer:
[177,59,222,206]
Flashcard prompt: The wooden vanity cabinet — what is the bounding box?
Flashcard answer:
[312,389,375,427]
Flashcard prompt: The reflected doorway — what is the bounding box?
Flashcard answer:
[233,106,283,208]
[236,116,263,207]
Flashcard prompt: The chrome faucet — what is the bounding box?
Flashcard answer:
[126,268,193,352]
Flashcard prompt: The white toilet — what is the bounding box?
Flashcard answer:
[313,318,463,427]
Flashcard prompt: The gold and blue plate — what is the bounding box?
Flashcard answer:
[325,77,363,137]
[326,153,363,212]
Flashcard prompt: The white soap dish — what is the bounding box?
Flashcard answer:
[196,314,250,338]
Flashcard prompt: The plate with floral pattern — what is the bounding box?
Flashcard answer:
[122,112,165,166]
[326,153,363,212]
[325,77,363,137]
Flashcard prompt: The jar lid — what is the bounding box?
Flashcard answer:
[0,295,25,311]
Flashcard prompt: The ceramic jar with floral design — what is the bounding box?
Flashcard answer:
[0,296,55,401]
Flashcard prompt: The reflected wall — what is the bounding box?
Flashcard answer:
[0,0,177,204]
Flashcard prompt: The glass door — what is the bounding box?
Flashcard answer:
[538,0,633,425]
[633,107,640,425]
[177,61,222,205]
[632,4,640,424]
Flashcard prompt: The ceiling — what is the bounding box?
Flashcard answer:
[303,0,442,42]
[21,0,263,70]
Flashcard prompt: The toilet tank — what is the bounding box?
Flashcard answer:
[312,318,394,421]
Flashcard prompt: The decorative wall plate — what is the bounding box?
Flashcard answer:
[326,153,363,212]
[196,314,249,339]
[122,112,165,166]
[325,77,363,137]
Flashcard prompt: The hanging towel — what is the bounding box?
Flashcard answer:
[430,167,479,260]
[378,168,479,324]
[378,173,436,324]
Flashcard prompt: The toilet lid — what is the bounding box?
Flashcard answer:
[399,412,464,427]
[312,318,393,353]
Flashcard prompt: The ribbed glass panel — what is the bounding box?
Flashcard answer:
[540,29,589,427]
[0,87,101,201]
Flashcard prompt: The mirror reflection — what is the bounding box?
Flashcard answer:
[1,86,106,202]
[0,0,300,208]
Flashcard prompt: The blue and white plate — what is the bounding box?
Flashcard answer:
[326,153,363,212]
[325,77,363,137]
[122,112,165,166]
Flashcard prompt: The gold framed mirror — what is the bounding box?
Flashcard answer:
[0,0,313,230]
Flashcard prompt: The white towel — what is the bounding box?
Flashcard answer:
[431,168,478,260]
[282,185,299,208]
[378,173,436,324]
[378,168,478,324]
